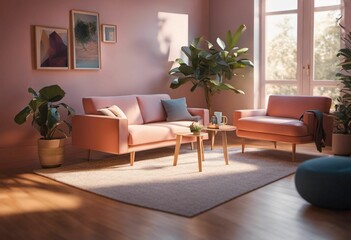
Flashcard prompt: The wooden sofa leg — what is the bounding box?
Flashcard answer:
[273,141,277,149]
[130,152,135,166]
[242,138,245,153]
[292,144,296,161]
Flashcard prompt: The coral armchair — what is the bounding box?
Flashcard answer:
[233,95,333,161]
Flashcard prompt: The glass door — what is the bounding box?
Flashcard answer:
[261,0,342,107]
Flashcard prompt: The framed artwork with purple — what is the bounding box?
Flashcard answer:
[71,10,101,70]
[35,26,69,70]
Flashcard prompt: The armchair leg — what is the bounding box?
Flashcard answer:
[242,138,245,153]
[292,144,296,162]
[130,152,135,166]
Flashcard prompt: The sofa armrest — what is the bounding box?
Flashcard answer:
[187,108,210,125]
[72,115,129,154]
[302,112,316,136]
[302,112,334,146]
[323,113,334,146]
[233,109,267,126]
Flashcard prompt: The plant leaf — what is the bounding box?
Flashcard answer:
[47,107,60,130]
[230,24,246,50]
[28,88,38,97]
[14,106,32,124]
[39,85,65,102]
[216,37,226,50]
[238,59,254,67]
[236,48,249,55]
[170,77,193,89]
[59,103,76,116]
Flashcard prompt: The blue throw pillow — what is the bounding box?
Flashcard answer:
[161,97,200,122]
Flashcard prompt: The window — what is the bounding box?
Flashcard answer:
[261,0,342,107]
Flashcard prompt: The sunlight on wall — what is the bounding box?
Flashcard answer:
[157,12,188,62]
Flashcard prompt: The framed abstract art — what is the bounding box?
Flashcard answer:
[35,26,69,70]
[71,10,101,70]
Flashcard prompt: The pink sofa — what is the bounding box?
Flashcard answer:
[72,94,209,165]
[233,95,333,161]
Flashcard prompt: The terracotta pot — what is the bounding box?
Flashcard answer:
[332,133,351,156]
[38,138,65,168]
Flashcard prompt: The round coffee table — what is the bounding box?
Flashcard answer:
[173,132,208,172]
[202,125,236,165]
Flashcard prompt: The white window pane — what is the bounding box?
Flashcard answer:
[315,0,341,8]
[265,14,297,80]
[266,0,297,12]
[314,10,341,81]
[265,84,297,96]
[265,84,297,106]
[313,86,339,110]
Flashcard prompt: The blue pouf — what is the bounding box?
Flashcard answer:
[295,156,351,210]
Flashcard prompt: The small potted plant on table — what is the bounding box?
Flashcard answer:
[189,122,203,135]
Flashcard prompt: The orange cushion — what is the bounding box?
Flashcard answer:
[237,116,308,137]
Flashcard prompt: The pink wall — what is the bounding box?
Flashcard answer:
[0,0,209,171]
[209,0,256,124]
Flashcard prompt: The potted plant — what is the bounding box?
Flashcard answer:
[332,24,351,156]
[169,24,254,114]
[14,84,75,168]
[189,122,203,135]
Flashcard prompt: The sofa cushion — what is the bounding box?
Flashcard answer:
[267,95,331,119]
[82,96,143,124]
[128,121,193,145]
[98,108,117,117]
[237,116,308,137]
[107,105,127,119]
[98,105,127,118]
[136,94,170,123]
[161,97,199,121]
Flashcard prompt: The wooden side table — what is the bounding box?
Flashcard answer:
[202,125,236,165]
[173,132,208,172]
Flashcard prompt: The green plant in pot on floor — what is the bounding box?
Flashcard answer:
[14,84,75,168]
[333,24,351,156]
[169,24,254,114]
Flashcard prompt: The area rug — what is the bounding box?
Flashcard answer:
[35,148,318,217]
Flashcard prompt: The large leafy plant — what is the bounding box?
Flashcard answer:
[169,24,253,113]
[335,24,351,134]
[14,85,75,139]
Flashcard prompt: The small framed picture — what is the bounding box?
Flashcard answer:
[102,24,117,43]
[71,10,101,70]
[35,26,69,70]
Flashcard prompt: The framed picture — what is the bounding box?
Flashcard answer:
[35,26,69,70]
[71,10,101,70]
[102,24,117,43]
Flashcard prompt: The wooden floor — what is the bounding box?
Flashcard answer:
[1,138,351,240]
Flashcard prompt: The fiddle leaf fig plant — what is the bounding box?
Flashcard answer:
[335,24,351,134]
[14,85,75,139]
[169,24,253,113]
